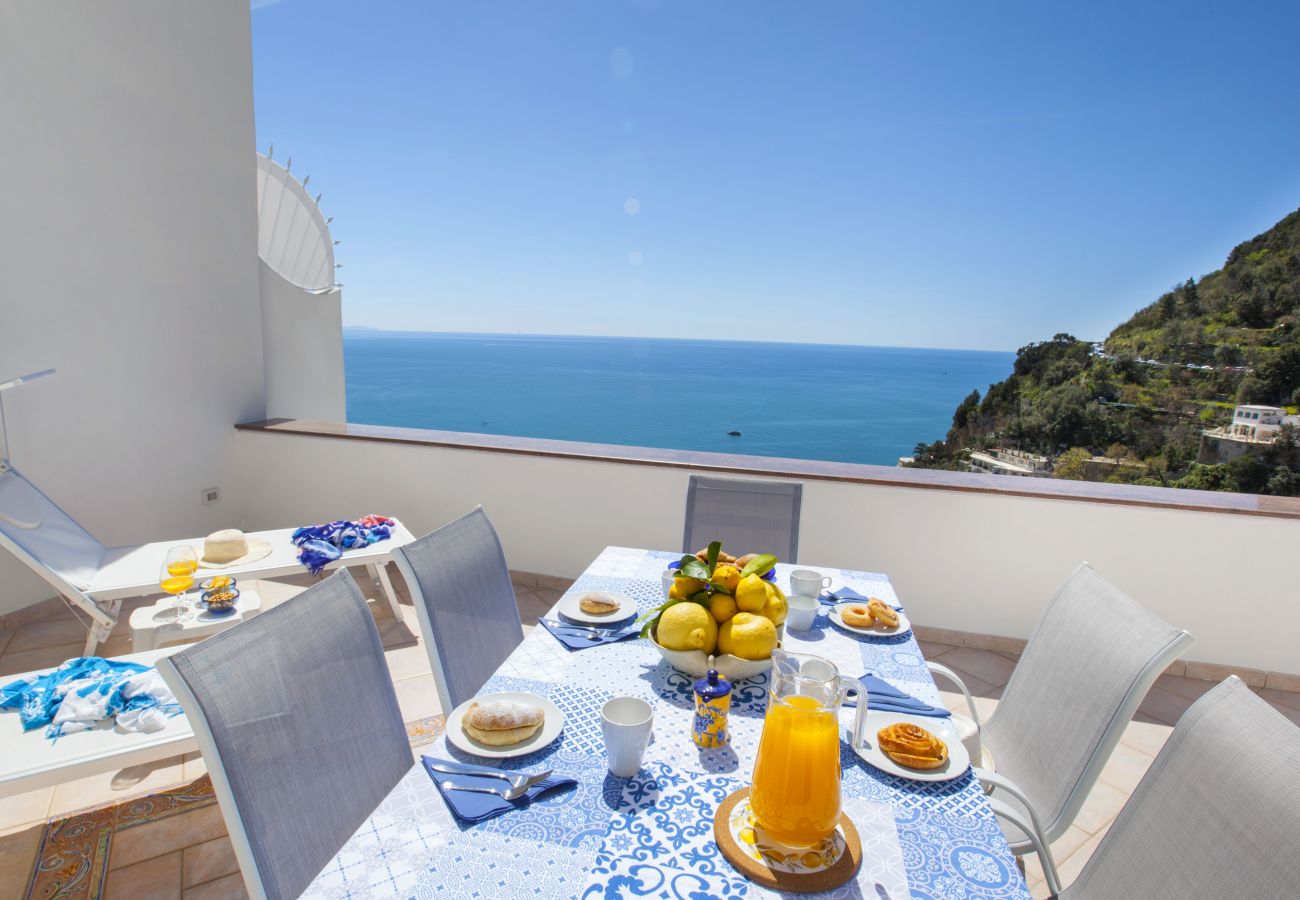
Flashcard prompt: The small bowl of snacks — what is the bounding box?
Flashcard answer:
[199,575,237,593]
[199,586,240,615]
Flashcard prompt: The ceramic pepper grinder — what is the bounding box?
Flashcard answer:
[692,658,732,748]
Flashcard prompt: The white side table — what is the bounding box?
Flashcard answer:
[129,588,263,652]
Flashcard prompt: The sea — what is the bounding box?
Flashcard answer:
[343,331,1015,466]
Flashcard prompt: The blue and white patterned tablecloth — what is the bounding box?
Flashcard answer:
[303,548,1030,900]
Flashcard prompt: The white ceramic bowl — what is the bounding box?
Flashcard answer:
[648,626,783,682]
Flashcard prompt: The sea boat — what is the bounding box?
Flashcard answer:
[727,429,742,436]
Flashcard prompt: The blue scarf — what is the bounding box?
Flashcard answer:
[291,515,395,575]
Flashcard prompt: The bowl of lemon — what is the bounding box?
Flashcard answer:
[642,543,787,682]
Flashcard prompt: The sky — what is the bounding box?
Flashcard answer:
[250,0,1300,351]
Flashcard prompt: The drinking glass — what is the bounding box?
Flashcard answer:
[158,545,198,623]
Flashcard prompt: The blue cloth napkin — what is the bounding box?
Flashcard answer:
[852,674,950,718]
[421,756,576,824]
[823,586,901,609]
[539,618,641,651]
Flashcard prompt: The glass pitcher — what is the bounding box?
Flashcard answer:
[750,649,864,847]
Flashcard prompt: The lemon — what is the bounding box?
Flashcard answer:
[668,580,692,601]
[760,583,788,626]
[673,575,706,595]
[708,592,738,623]
[656,602,718,653]
[712,564,741,594]
[735,573,768,613]
[717,612,777,660]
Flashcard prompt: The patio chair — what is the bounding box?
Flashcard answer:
[156,570,411,900]
[682,475,802,563]
[1056,676,1300,898]
[931,563,1192,895]
[0,462,411,653]
[391,506,524,714]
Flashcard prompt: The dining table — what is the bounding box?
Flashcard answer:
[303,547,1032,899]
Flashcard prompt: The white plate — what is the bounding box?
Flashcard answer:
[829,602,911,637]
[557,590,635,625]
[445,692,565,759]
[852,710,971,782]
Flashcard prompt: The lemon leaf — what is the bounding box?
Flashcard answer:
[677,558,712,581]
[705,540,722,572]
[740,554,777,577]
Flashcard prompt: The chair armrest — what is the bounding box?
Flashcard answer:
[927,660,981,726]
[975,767,1062,895]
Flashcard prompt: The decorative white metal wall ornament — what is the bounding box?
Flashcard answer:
[255,148,340,293]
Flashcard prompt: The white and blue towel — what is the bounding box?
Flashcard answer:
[0,656,183,740]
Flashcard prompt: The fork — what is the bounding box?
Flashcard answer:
[425,760,553,794]
[440,779,538,801]
[540,619,609,639]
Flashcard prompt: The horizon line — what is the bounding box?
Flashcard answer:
[339,325,1025,356]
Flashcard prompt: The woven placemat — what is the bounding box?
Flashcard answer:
[713,787,862,893]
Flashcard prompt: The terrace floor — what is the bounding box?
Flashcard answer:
[1,568,1296,898]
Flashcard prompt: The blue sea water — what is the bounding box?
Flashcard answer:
[343,332,1014,466]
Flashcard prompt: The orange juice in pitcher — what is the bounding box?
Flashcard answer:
[750,649,862,847]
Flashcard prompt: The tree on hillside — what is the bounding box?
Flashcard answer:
[1053,447,1091,480]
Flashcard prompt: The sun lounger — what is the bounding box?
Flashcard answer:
[0,462,414,653]
[0,646,197,799]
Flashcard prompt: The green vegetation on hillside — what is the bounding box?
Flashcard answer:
[909,208,1300,495]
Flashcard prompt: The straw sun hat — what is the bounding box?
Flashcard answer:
[195,528,273,569]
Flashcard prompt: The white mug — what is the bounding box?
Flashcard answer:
[790,569,832,599]
[785,594,820,630]
[601,697,654,777]
[661,569,675,600]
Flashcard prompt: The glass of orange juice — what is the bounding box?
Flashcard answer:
[158,545,198,623]
[750,649,861,847]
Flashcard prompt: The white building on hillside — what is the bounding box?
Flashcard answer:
[1199,404,1300,464]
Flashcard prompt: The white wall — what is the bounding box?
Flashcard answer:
[235,428,1300,674]
[0,2,263,614]
[259,263,346,422]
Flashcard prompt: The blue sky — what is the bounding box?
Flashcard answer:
[251,1,1300,351]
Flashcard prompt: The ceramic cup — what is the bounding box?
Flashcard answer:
[661,569,675,600]
[789,569,832,599]
[785,595,820,630]
[601,697,654,777]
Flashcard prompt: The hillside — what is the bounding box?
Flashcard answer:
[909,207,1300,495]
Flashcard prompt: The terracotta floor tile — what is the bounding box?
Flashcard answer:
[1072,780,1128,835]
[182,752,209,783]
[1153,674,1218,703]
[105,849,183,900]
[0,822,43,895]
[383,640,432,682]
[1136,684,1198,726]
[1096,741,1154,794]
[938,646,1018,687]
[109,803,227,871]
[4,617,91,655]
[50,756,186,818]
[932,662,998,699]
[392,673,442,722]
[182,836,239,889]
[916,640,956,660]
[1257,687,1300,713]
[0,628,13,657]
[184,871,249,899]
[1118,718,1172,758]
[533,587,566,609]
[1055,829,1105,889]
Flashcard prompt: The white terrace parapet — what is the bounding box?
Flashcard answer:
[235,420,1300,677]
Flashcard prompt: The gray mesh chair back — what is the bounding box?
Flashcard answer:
[982,563,1191,845]
[682,475,802,562]
[1061,676,1300,899]
[391,506,524,713]
[156,571,411,900]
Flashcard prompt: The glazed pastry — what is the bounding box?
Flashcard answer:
[695,548,738,564]
[877,722,948,770]
[840,603,875,628]
[578,592,621,616]
[462,700,545,746]
[868,598,899,629]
